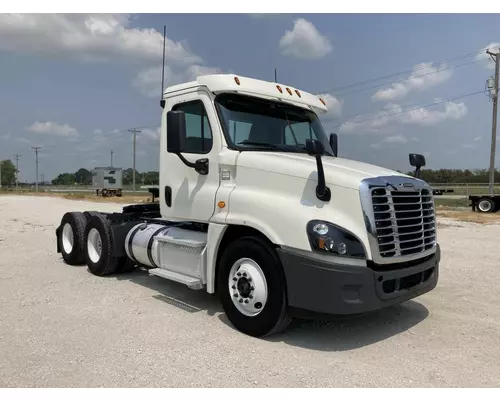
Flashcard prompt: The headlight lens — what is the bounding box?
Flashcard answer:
[306,220,366,258]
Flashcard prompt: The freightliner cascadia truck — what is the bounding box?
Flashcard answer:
[55,74,440,337]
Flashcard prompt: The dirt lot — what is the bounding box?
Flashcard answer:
[0,195,499,388]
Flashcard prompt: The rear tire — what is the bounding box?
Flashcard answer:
[84,214,120,276]
[58,212,87,265]
[218,236,292,337]
[477,197,495,213]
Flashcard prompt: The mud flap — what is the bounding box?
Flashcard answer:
[55,226,61,253]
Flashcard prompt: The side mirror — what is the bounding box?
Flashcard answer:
[409,153,426,179]
[305,139,325,156]
[409,153,426,168]
[166,110,186,154]
[329,133,338,157]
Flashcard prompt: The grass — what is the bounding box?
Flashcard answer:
[3,188,500,224]
[0,189,154,204]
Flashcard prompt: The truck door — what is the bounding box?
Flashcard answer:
[160,90,221,223]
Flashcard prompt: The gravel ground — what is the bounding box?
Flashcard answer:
[1,195,499,388]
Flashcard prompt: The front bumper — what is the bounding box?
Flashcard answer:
[277,244,440,316]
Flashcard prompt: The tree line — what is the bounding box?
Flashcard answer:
[50,168,159,186]
[3,160,500,187]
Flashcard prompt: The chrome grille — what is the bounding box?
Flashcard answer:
[371,187,436,258]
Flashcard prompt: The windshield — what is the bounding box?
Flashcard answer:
[214,93,334,156]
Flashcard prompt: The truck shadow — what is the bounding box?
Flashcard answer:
[262,300,429,351]
[113,268,223,317]
[112,268,428,351]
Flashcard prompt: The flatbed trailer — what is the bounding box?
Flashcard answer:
[469,195,500,213]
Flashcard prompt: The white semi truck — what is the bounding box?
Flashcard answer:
[55,74,440,337]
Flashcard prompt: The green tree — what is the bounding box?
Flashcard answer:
[75,168,92,185]
[0,159,16,186]
[51,173,76,185]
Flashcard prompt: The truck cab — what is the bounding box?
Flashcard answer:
[56,74,439,337]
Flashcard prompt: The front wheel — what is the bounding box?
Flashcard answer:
[218,236,291,337]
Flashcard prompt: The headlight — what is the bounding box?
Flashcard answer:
[306,220,366,258]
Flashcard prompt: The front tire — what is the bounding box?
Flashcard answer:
[218,236,291,337]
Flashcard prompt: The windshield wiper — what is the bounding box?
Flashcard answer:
[237,141,279,149]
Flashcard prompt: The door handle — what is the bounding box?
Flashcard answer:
[164,186,172,207]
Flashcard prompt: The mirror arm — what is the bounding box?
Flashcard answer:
[314,155,331,202]
[176,153,209,175]
[414,166,421,179]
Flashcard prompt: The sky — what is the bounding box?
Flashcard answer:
[1,13,500,182]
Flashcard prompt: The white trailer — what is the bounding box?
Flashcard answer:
[55,74,440,337]
[92,167,123,197]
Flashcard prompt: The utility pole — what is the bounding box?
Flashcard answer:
[127,129,141,192]
[110,150,114,167]
[14,153,20,190]
[487,48,500,196]
[0,160,2,189]
[31,146,42,193]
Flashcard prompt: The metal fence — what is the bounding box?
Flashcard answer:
[429,183,500,196]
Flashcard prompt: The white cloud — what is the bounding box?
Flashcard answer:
[279,18,332,59]
[474,135,482,142]
[317,93,343,119]
[476,42,500,70]
[0,14,200,66]
[373,62,453,102]
[0,133,12,140]
[401,101,467,126]
[93,129,103,135]
[140,127,161,142]
[27,121,79,138]
[370,134,408,149]
[340,101,467,134]
[134,64,222,98]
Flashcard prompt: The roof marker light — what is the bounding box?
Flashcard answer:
[319,98,326,106]
[276,85,283,93]
[286,87,292,95]
[295,90,301,98]
[234,76,240,85]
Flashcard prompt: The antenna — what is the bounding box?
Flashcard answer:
[160,24,167,108]
[274,68,277,83]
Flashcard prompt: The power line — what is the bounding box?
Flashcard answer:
[14,152,21,190]
[127,128,142,192]
[318,48,486,96]
[31,146,42,192]
[334,59,482,98]
[332,89,486,129]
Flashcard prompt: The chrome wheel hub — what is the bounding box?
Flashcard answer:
[228,258,268,317]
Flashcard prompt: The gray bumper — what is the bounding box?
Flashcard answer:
[277,244,440,316]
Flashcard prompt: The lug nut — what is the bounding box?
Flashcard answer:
[247,278,252,282]
[237,272,241,277]
[233,277,237,281]
[234,293,238,297]
[242,272,247,277]
[239,299,243,303]
[232,285,236,289]
[244,299,249,304]
[249,295,253,299]
[250,286,254,291]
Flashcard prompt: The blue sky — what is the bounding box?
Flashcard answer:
[1,13,500,182]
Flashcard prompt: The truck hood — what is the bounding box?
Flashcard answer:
[236,152,409,190]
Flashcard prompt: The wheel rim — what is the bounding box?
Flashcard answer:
[228,258,268,317]
[62,223,74,254]
[479,200,492,212]
[87,228,103,263]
